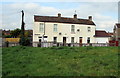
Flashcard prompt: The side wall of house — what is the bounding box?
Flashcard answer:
[116,28,120,41]
[95,37,109,43]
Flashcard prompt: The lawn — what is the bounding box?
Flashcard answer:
[2,46,119,76]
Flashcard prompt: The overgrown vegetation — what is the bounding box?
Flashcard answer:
[2,46,119,76]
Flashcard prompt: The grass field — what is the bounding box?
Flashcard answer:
[2,46,119,76]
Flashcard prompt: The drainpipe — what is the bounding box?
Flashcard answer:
[43,22,45,42]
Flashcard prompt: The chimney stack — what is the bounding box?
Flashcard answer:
[74,14,77,19]
[58,13,61,18]
[88,16,92,21]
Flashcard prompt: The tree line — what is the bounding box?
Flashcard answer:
[2,28,32,38]
[3,28,32,46]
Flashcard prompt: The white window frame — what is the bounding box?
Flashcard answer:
[71,25,75,32]
[39,23,44,32]
[71,37,74,43]
[88,27,91,32]
[53,24,57,32]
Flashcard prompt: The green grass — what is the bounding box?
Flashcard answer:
[2,46,119,76]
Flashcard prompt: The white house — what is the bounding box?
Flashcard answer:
[94,30,111,43]
[33,13,96,47]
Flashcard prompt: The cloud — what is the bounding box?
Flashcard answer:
[93,13,117,31]
[2,0,120,2]
[1,2,118,32]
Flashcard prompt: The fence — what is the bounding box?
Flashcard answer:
[33,42,118,47]
[2,42,118,47]
[2,38,20,47]
[2,38,32,47]
[2,42,19,47]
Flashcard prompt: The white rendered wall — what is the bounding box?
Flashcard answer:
[95,37,109,43]
[33,22,96,43]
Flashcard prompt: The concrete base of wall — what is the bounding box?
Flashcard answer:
[33,42,38,47]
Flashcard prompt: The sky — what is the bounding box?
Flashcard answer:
[1,2,119,32]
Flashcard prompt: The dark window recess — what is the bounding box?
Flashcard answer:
[77,29,80,32]
[53,37,57,43]
[87,37,90,43]
[88,27,91,32]
[39,37,42,38]
[39,39,41,42]
[35,34,40,35]
[59,33,62,35]
[44,36,48,38]
[71,37,74,43]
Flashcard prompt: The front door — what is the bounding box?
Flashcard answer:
[63,37,66,46]
[79,37,82,46]
[38,39,42,47]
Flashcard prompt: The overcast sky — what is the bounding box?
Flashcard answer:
[1,2,119,32]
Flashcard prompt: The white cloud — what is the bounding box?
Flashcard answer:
[93,14,117,31]
[2,0,120,2]
[1,2,118,32]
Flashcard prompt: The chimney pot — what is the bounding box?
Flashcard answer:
[88,16,92,21]
[74,14,77,19]
[58,13,61,17]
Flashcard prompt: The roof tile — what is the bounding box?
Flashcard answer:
[34,15,96,25]
[94,30,111,37]
[116,23,120,28]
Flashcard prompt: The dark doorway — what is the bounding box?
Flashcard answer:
[87,37,90,44]
[63,37,66,46]
[39,39,41,42]
[79,37,82,46]
[53,37,57,44]
[38,39,42,47]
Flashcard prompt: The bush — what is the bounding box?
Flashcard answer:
[19,37,31,46]
[4,35,12,38]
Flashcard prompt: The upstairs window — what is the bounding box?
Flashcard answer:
[71,25,75,32]
[39,23,44,32]
[88,27,91,32]
[53,24,57,32]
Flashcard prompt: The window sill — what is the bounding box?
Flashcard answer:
[71,32,75,34]
[53,31,58,33]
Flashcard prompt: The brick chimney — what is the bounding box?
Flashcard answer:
[88,16,92,21]
[74,14,77,19]
[58,13,61,18]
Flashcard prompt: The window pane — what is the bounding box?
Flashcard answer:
[71,25,75,32]
[71,37,74,43]
[88,27,91,32]
[54,24,57,32]
[40,23,44,32]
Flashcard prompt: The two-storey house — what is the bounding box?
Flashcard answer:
[33,13,96,47]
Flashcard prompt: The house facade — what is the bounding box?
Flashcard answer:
[113,23,120,41]
[108,32,114,41]
[94,30,111,43]
[33,13,96,47]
